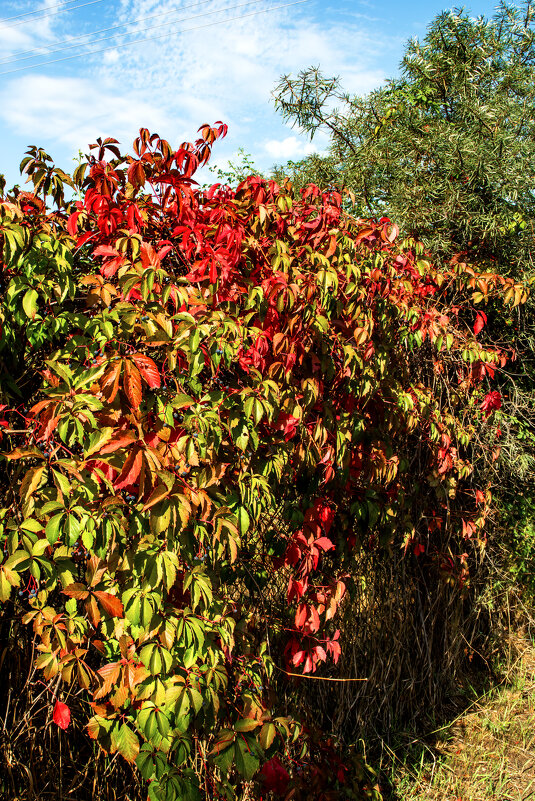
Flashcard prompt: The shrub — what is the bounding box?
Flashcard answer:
[0,125,524,800]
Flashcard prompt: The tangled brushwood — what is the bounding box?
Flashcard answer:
[0,125,527,800]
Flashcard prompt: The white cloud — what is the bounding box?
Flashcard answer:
[0,0,58,57]
[0,75,172,152]
[106,0,392,111]
[0,24,36,55]
[102,49,120,66]
[0,0,399,181]
[264,135,317,161]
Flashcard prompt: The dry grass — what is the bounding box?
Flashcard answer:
[381,634,535,801]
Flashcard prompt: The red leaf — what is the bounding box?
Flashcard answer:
[114,448,143,490]
[76,231,96,248]
[124,360,142,409]
[67,210,82,237]
[127,160,145,189]
[259,757,290,795]
[209,258,218,284]
[314,536,334,552]
[473,311,487,336]
[53,700,71,730]
[93,591,124,618]
[275,413,299,441]
[287,577,305,602]
[157,244,173,261]
[93,246,125,278]
[295,603,307,629]
[98,431,137,455]
[317,503,335,532]
[130,353,161,389]
[480,390,502,417]
[93,245,120,259]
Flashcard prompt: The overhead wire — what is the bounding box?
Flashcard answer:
[0,1,214,64]
[0,0,108,30]
[0,0,263,66]
[0,0,312,78]
[0,0,103,24]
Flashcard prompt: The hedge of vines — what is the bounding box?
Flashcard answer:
[0,124,525,800]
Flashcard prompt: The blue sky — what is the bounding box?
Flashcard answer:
[0,0,500,189]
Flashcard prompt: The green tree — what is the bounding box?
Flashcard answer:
[273,2,535,271]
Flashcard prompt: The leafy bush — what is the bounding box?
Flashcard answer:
[0,125,524,800]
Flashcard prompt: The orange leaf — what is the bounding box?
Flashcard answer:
[124,359,142,409]
[130,353,161,388]
[95,661,121,699]
[85,594,101,627]
[127,160,146,189]
[143,481,172,510]
[100,361,122,403]
[114,448,143,490]
[325,234,337,258]
[62,583,89,600]
[37,406,60,441]
[93,245,120,259]
[98,431,137,455]
[139,241,160,269]
[86,555,107,587]
[93,591,124,619]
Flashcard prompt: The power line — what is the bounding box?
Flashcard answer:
[0,0,312,77]
[0,1,213,64]
[0,0,108,30]
[0,0,101,24]
[1,0,265,66]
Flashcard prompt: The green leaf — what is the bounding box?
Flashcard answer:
[213,745,234,776]
[52,469,71,497]
[234,737,260,780]
[4,551,29,570]
[84,427,114,458]
[259,722,276,750]
[135,746,156,780]
[0,571,13,602]
[235,718,260,733]
[114,723,140,763]
[236,507,250,536]
[31,537,49,557]
[22,288,39,319]
[45,513,64,545]
[20,518,42,534]
[188,688,203,715]
[137,703,159,740]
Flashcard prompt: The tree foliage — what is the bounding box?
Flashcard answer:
[0,124,524,800]
[273,2,535,269]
